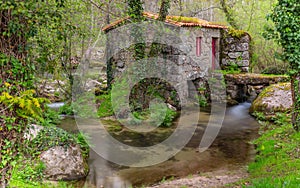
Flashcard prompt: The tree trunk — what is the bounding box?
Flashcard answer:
[220,0,239,29]
[158,0,170,21]
[291,73,300,131]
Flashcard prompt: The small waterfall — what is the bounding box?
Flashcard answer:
[47,102,65,110]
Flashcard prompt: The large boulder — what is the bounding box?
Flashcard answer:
[25,124,88,181]
[249,82,292,116]
[40,145,88,180]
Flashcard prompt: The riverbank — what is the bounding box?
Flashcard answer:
[241,112,300,187]
[149,112,300,188]
[148,168,248,188]
[54,102,259,187]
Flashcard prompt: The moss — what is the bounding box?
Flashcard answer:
[227,27,247,38]
[250,82,291,115]
[167,15,200,23]
[101,119,123,132]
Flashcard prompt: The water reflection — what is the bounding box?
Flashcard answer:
[58,102,259,187]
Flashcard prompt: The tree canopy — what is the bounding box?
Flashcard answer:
[268,0,300,130]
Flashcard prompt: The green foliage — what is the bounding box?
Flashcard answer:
[220,0,239,29]
[195,95,208,107]
[0,53,34,92]
[131,104,178,128]
[70,93,98,118]
[42,108,61,126]
[215,0,286,73]
[267,0,300,69]
[152,105,178,127]
[252,111,267,121]
[261,66,287,75]
[10,160,45,185]
[220,62,241,74]
[245,113,300,187]
[0,86,52,184]
[0,0,96,185]
[59,103,74,116]
[25,126,77,157]
[227,27,247,38]
[0,89,49,122]
[267,0,300,130]
[127,0,146,60]
[9,158,76,187]
[158,0,171,21]
[23,126,89,168]
[8,126,89,187]
[127,0,144,21]
[74,132,90,159]
[97,93,114,118]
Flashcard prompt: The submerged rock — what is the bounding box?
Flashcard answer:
[40,145,88,181]
[249,82,292,116]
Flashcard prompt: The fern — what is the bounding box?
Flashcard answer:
[0,89,50,122]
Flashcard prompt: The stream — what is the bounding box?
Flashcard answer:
[57,102,259,188]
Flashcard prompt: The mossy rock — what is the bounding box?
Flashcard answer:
[25,125,89,181]
[249,82,292,116]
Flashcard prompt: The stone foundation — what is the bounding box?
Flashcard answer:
[225,73,289,104]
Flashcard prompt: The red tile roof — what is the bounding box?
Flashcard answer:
[102,12,228,32]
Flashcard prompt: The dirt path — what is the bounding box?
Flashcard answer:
[148,168,248,188]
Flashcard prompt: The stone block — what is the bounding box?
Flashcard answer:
[221,59,235,66]
[237,60,250,67]
[236,43,249,51]
[240,67,249,72]
[228,52,242,59]
[240,35,250,43]
[172,47,182,55]
[117,61,125,68]
[225,37,235,44]
[242,51,250,60]
[226,84,238,91]
[229,44,236,51]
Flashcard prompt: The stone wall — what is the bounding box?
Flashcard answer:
[220,30,251,72]
[106,21,222,103]
[225,73,289,104]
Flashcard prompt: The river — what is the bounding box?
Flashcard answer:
[57,102,259,187]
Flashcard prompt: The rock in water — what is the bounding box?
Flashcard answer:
[40,145,88,181]
[249,82,292,116]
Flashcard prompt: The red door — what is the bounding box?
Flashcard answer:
[212,38,217,70]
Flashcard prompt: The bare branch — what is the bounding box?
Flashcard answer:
[83,0,120,18]
[190,6,221,17]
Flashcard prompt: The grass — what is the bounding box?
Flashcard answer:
[237,113,300,187]
[9,159,77,188]
[96,93,114,118]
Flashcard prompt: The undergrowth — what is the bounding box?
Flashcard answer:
[240,112,300,187]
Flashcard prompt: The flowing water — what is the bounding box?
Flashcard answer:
[57,102,259,187]
[46,102,65,110]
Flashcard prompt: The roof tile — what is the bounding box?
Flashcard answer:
[103,12,228,32]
